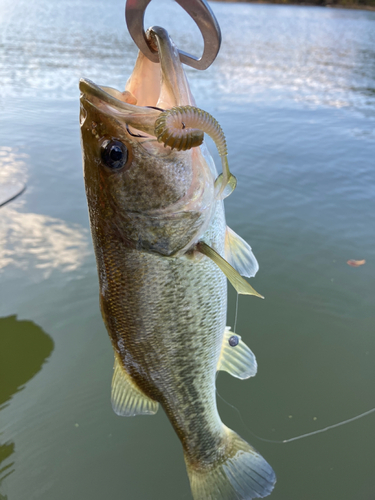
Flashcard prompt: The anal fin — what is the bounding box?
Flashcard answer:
[111,355,159,417]
[217,327,257,379]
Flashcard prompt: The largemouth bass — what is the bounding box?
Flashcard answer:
[80,27,276,500]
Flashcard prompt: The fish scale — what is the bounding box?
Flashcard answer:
[97,202,227,462]
[80,25,275,500]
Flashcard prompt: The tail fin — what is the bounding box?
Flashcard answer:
[185,426,276,500]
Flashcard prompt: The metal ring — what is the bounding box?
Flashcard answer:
[125,0,221,70]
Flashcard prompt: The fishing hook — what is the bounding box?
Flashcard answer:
[125,0,221,70]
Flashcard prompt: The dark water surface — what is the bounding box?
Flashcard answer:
[0,1,374,499]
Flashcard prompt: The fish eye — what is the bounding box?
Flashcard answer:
[228,335,239,347]
[101,139,128,170]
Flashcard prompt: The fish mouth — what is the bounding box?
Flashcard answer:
[80,27,216,257]
[79,26,194,132]
[125,25,195,109]
[79,79,148,114]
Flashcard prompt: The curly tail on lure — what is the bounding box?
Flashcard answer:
[154,105,237,199]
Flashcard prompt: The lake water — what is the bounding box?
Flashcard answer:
[0,1,374,499]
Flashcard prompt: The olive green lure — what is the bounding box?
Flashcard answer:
[155,105,237,199]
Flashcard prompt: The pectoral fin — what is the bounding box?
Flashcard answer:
[111,355,159,417]
[197,242,264,298]
[224,226,259,278]
[217,327,257,379]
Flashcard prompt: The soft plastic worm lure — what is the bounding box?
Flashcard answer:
[154,105,237,198]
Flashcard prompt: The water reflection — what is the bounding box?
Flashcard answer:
[0,316,54,487]
[0,0,136,100]
[211,5,375,110]
[0,0,374,112]
[0,1,374,498]
[0,208,90,278]
[0,147,28,185]
[0,442,14,487]
[0,147,26,207]
[0,146,89,278]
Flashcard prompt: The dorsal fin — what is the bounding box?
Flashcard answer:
[197,242,264,298]
[217,327,257,379]
[224,226,259,278]
[111,355,159,417]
